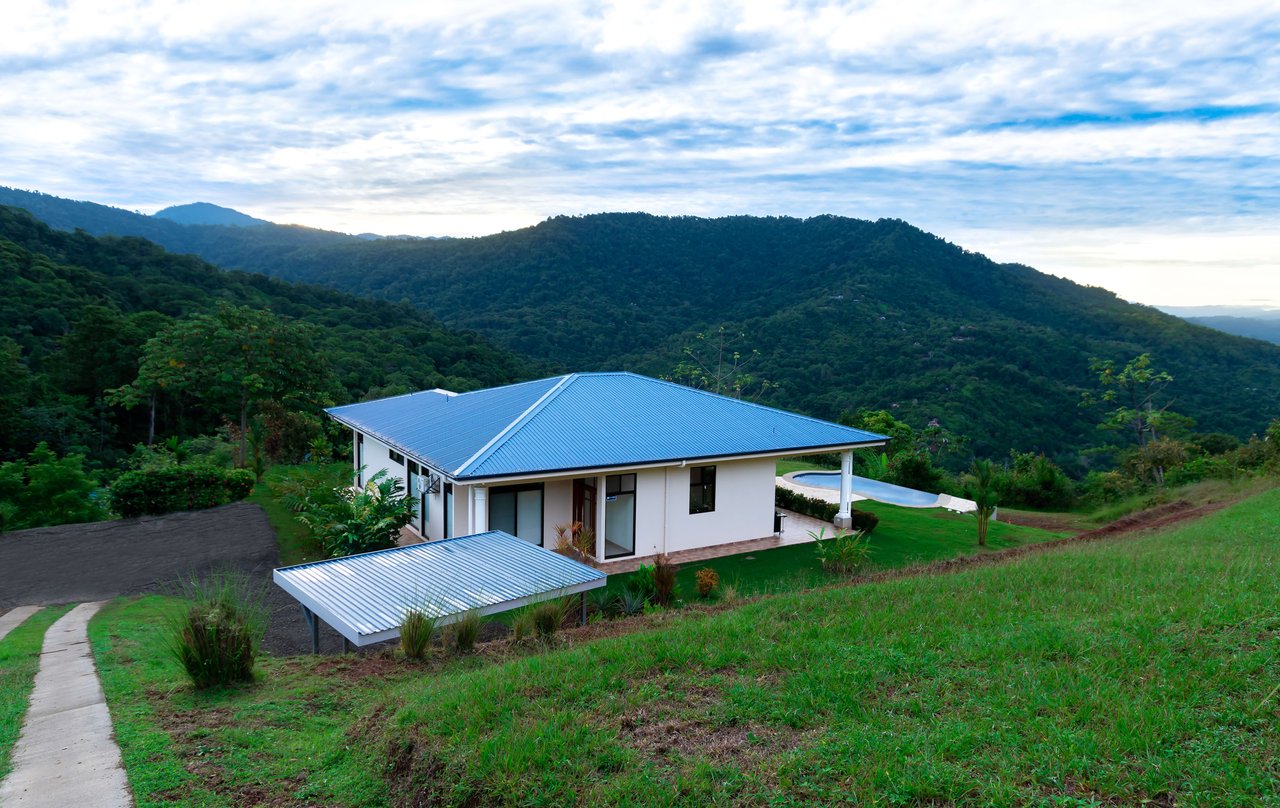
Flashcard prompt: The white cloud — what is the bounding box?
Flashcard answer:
[2,0,1279,304]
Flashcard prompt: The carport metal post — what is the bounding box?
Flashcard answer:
[579,591,587,626]
[301,606,320,654]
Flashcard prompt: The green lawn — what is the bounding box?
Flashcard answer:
[608,499,1066,598]
[0,605,73,781]
[90,487,1280,806]
[774,458,829,477]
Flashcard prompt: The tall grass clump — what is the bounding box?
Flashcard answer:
[652,554,679,606]
[448,609,483,655]
[400,607,440,661]
[810,527,872,574]
[168,571,266,689]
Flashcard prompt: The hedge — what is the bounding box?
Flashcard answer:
[110,466,256,518]
[774,486,879,535]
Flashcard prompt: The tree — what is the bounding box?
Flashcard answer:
[967,459,999,547]
[1082,353,1182,447]
[667,325,772,400]
[0,442,107,531]
[110,304,334,466]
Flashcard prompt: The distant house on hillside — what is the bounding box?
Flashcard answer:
[325,372,886,564]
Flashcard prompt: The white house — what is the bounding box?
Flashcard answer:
[326,372,886,565]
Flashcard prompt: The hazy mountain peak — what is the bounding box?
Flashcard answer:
[153,202,269,228]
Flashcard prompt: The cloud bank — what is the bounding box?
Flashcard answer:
[2,0,1278,305]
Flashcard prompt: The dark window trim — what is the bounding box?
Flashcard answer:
[689,464,716,514]
[489,482,546,546]
[604,472,637,559]
[388,449,405,465]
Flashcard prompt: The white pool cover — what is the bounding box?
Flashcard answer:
[273,530,606,649]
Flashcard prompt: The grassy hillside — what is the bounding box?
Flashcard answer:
[87,486,1280,806]
[5,186,1277,465]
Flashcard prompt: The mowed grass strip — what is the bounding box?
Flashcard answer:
[89,597,424,808]
[0,604,73,781]
[388,488,1280,806]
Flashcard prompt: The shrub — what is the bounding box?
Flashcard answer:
[168,571,266,689]
[0,442,108,531]
[401,608,439,660]
[552,521,596,565]
[110,465,255,518]
[448,610,483,655]
[587,587,617,619]
[291,469,415,558]
[775,486,838,521]
[993,451,1075,510]
[887,452,947,493]
[695,567,720,599]
[652,555,679,607]
[531,598,568,640]
[617,588,648,616]
[627,564,659,605]
[847,509,879,535]
[810,528,872,575]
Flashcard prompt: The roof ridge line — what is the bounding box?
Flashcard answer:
[452,374,576,477]
[637,373,887,439]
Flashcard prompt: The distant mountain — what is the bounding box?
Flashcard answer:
[1158,306,1280,345]
[153,202,269,227]
[5,187,1279,467]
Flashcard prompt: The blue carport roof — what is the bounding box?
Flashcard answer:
[272,531,606,647]
[327,372,886,481]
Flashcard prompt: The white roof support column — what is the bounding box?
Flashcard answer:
[834,449,854,530]
[596,474,607,561]
[473,485,488,533]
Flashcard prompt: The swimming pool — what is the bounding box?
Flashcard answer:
[791,471,944,508]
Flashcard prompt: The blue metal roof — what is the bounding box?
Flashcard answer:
[326,372,886,481]
[273,531,606,647]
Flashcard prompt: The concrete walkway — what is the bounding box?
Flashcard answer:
[0,601,132,808]
[0,606,41,643]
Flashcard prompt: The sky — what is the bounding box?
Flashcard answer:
[2,1,1279,308]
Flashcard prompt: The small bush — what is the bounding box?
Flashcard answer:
[111,465,255,517]
[587,587,617,618]
[811,528,872,575]
[695,567,720,599]
[847,509,879,535]
[401,608,439,660]
[532,598,568,640]
[448,610,483,655]
[168,571,266,689]
[653,555,679,607]
[627,564,659,605]
[617,588,648,616]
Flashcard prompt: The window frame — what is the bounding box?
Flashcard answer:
[689,464,716,514]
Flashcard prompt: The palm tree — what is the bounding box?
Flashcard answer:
[969,459,999,547]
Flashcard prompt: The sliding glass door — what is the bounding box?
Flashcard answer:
[489,483,544,544]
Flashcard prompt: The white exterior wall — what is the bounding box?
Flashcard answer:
[356,432,402,490]
[542,479,573,549]
[652,458,776,555]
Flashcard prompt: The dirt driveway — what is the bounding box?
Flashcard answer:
[0,502,368,655]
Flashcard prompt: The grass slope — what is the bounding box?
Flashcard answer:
[0,604,73,781]
[387,488,1280,805]
[90,488,1280,806]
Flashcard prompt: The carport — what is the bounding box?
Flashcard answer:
[272,530,607,653]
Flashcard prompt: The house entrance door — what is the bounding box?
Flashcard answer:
[572,478,597,535]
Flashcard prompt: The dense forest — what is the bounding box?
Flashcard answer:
[4,187,1279,470]
[0,205,534,468]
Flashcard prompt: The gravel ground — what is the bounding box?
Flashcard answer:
[0,502,356,656]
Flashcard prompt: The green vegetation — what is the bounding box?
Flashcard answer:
[249,463,338,566]
[0,605,72,781]
[0,442,107,531]
[610,500,1065,598]
[110,465,255,517]
[89,488,1280,805]
[0,204,532,473]
[288,469,415,557]
[8,197,1274,466]
[89,596,411,806]
[168,573,267,690]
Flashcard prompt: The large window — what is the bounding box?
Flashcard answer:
[604,474,636,558]
[489,483,544,545]
[689,465,716,514]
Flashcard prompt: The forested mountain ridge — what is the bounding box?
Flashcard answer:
[0,205,534,464]
[4,186,1278,467]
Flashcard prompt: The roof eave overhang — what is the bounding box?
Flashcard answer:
[325,411,457,479]
[455,439,888,486]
